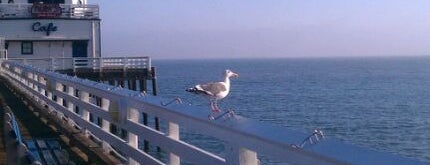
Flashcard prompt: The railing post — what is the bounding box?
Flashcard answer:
[146,57,151,71]
[50,57,55,71]
[127,107,139,165]
[226,144,259,165]
[101,119,111,153]
[123,57,127,72]
[79,90,90,102]
[67,86,74,96]
[55,82,64,106]
[239,148,258,165]
[40,87,46,96]
[67,86,74,111]
[47,91,53,100]
[38,76,46,85]
[79,90,90,136]
[101,98,110,111]
[72,58,76,72]
[99,57,103,72]
[168,122,180,165]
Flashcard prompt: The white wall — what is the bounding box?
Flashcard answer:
[0,19,97,40]
[7,41,73,58]
[0,19,100,58]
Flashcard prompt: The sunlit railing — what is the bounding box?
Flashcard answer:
[0,61,427,165]
[0,3,99,19]
[8,57,151,72]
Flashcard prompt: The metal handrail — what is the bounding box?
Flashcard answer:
[1,61,427,165]
[7,57,151,71]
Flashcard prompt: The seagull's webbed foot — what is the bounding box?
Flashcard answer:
[212,108,221,113]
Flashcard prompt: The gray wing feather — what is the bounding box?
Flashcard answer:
[196,82,226,95]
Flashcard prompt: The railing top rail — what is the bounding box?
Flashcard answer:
[8,57,150,60]
[7,57,151,71]
[0,3,99,19]
[2,60,427,165]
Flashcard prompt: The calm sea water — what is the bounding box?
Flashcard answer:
[152,57,430,163]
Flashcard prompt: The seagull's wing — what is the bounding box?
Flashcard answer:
[196,82,227,96]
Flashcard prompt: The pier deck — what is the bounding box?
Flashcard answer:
[0,102,7,163]
[0,77,107,164]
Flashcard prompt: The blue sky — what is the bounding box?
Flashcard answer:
[91,0,430,59]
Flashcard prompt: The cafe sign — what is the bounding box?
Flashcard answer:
[32,22,58,36]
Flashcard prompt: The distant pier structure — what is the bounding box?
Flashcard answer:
[0,0,156,94]
[9,57,157,94]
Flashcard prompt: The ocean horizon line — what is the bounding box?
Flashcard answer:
[149,54,430,61]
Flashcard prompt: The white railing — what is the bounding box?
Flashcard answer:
[8,57,151,72]
[0,4,99,19]
[0,61,427,165]
[0,50,6,60]
[0,37,4,48]
[0,37,5,59]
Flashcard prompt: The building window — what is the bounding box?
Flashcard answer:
[21,42,33,55]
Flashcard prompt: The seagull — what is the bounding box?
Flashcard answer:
[186,69,239,115]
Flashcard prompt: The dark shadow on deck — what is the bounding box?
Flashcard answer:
[0,99,7,162]
[0,77,90,164]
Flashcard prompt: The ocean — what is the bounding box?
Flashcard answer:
[149,57,430,164]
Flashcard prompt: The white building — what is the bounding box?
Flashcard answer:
[0,0,100,59]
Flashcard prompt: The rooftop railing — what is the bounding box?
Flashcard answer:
[0,37,4,48]
[0,3,99,19]
[0,50,6,60]
[8,57,151,72]
[0,60,428,165]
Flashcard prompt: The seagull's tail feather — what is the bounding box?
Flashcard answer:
[186,87,213,96]
[186,87,198,93]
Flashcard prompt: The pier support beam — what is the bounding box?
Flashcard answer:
[108,80,115,86]
[139,79,147,92]
[130,79,137,90]
[118,80,124,87]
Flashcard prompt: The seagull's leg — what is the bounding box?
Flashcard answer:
[213,100,221,112]
[210,100,216,111]
[208,100,217,120]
